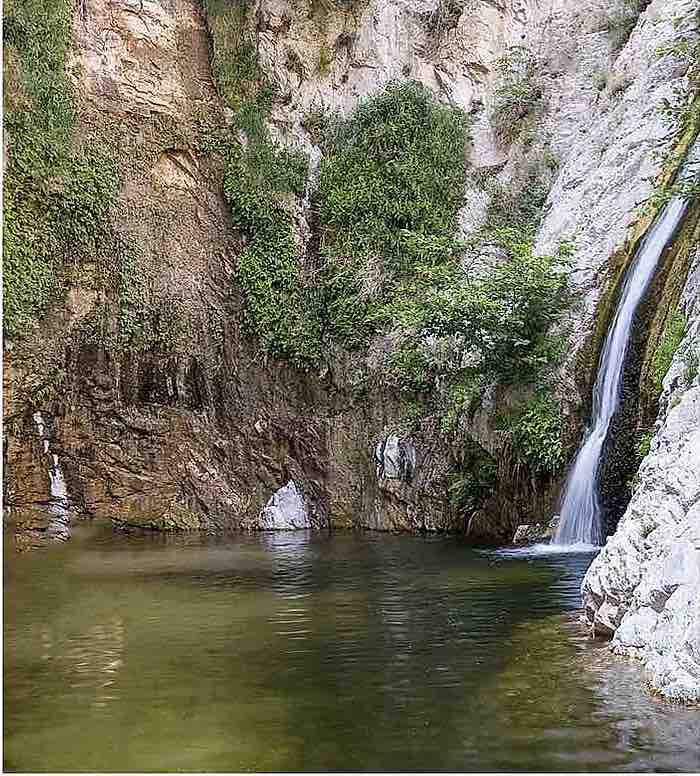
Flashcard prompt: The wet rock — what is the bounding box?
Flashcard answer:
[512,516,560,544]
[512,523,546,544]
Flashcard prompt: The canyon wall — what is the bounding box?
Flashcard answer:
[3,0,698,544]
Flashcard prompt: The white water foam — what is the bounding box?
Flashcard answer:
[489,542,600,559]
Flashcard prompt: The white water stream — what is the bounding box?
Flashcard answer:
[554,144,700,546]
[33,411,71,540]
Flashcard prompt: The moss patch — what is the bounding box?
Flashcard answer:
[203,0,323,368]
[639,200,700,418]
[650,311,687,394]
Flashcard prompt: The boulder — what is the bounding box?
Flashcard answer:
[258,481,311,530]
[512,516,560,544]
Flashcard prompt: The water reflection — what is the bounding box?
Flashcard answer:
[4,525,700,772]
[31,617,125,710]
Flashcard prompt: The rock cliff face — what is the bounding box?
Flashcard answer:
[2,0,698,547]
[582,245,700,703]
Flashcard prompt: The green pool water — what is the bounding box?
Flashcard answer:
[4,523,700,772]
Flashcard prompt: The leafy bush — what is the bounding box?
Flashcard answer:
[506,394,565,474]
[636,429,654,460]
[448,439,498,514]
[3,0,119,338]
[491,46,543,146]
[317,80,469,346]
[391,240,569,388]
[657,11,700,140]
[223,139,323,366]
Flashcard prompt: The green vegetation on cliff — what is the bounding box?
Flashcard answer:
[387,239,568,389]
[202,3,568,395]
[201,7,570,519]
[650,310,687,395]
[490,46,543,146]
[317,81,469,348]
[204,0,321,367]
[3,0,118,339]
[316,83,567,385]
[500,394,566,475]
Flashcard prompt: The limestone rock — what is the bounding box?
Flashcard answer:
[258,481,311,530]
[375,435,416,482]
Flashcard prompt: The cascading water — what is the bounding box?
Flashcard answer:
[33,411,72,541]
[554,143,700,547]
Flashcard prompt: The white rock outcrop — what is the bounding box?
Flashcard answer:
[582,248,700,703]
[258,480,311,530]
[375,435,416,482]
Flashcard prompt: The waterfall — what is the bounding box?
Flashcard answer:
[554,143,700,547]
[33,411,72,541]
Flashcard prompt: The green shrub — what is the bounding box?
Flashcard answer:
[507,394,565,474]
[439,378,482,437]
[478,167,549,236]
[317,80,469,346]
[393,241,569,386]
[685,349,700,384]
[448,439,498,514]
[636,429,654,460]
[203,0,275,137]
[3,0,119,339]
[313,82,567,439]
[651,311,686,395]
[223,139,323,366]
[491,46,543,146]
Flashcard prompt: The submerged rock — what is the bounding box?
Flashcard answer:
[258,481,311,530]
